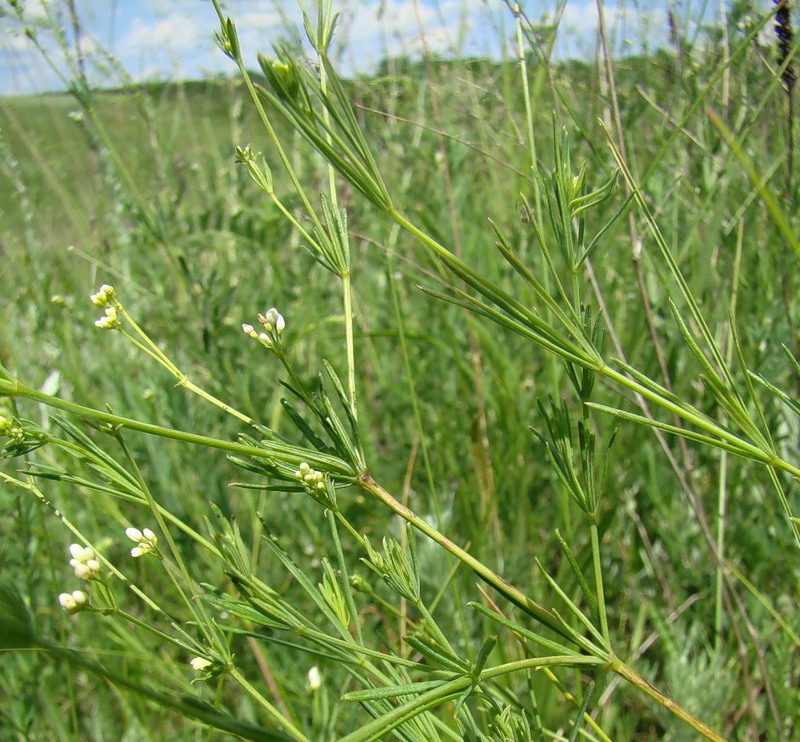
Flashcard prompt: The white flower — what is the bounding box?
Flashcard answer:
[260,307,285,334]
[126,526,158,558]
[59,590,88,614]
[190,657,212,672]
[70,562,92,580]
[68,544,101,580]
[69,544,93,562]
[58,593,77,612]
[244,307,286,352]
[307,665,321,691]
[271,309,286,334]
[72,590,88,605]
[244,307,286,353]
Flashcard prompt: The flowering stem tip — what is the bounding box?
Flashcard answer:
[58,590,88,614]
[68,544,101,580]
[126,527,159,558]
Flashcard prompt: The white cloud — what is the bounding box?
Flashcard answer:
[0,0,679,94]
[117,13,208,58]
[331,0,468,72]
[555,2,668,40]
[237,10,285,28]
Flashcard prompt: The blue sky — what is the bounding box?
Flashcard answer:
[0,0,699,95]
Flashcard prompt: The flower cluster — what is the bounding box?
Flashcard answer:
[242,306,285,351]
[126,527,159,558]
[91,285,122,330]
[90,284,117,307]
[69,544,101,580]
[0,415,20,440]
[58,590,88,614]
[296,462,325,492]
[95,306,122,330]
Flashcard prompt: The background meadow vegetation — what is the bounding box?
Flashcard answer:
[0,0,799,739]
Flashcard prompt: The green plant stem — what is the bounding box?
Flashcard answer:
[599,366,800,477]
[357,473,559,632]
[0,378,355,475]
[590,523,609,643]
[415,600,457,657]
[387,197,798,479]
[102,606,201,655]
[360,472,724,739]
[327,509,363,645]
[481,654,604,680]
[113,304,253,425]
[611,659,726,742]
[312,7,358,420]
[341,271,358,421]
[210,1,325,238]
[115,434,219,648]
[338,675,471,742]
[715,219,744,649]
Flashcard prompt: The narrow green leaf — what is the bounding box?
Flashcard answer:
[338,676,470,742]
[554,530,598,622]
[342,679,447,702]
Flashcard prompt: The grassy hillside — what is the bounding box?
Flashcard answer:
[1,2,799,739]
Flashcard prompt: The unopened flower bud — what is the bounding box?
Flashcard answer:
[90,284,116,306]
[58,590,88,614]
[125,528,143,542]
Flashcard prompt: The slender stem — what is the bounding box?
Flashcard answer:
[481,654,604,680]
[416,600,457,657]
[358,473,559,632]
[103,607,198,654]
[590,523,609,644]
[611,660,726,742]
[209,0,325,238]
[342,272,358,421]
[179,378,252,425]
[600,367,800,477]
[115,435,218,649]
[313,4,358,420]
[327,509,363,645]
[1,378,354,475]
[112,304,253,425]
